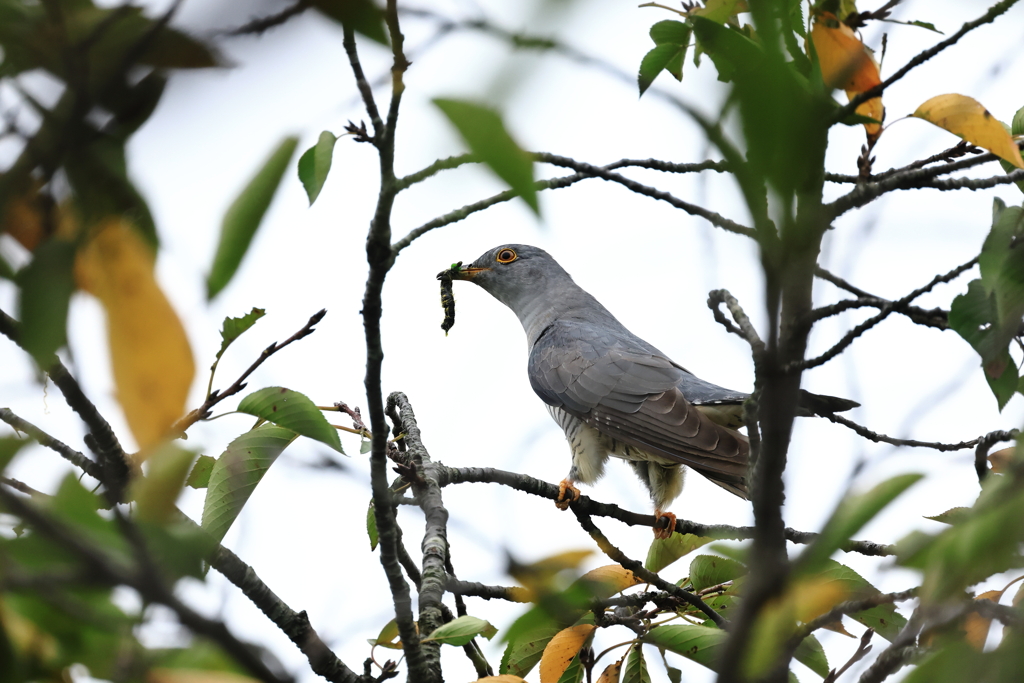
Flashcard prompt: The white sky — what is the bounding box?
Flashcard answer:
[3,1,1024,681]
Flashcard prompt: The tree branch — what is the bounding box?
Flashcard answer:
[0,408,103,481]
[827,152,1022,219]
[438,465,894,556]
[0,487,290,683]
[0,307,129,498]
[834,0,1022,124]
[387,392,446,682]
[570,507,727,627]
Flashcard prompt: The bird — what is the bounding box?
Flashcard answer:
[447,244,857,537]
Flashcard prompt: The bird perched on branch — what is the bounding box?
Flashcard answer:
[447,244,857,537]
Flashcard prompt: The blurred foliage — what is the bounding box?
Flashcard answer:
[3,0,1024,682]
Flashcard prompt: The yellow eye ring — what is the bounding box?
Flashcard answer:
[496,248,518,264]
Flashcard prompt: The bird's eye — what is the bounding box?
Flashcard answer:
[496,248,518,264]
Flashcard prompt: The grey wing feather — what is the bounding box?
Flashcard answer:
[529,322,749,495]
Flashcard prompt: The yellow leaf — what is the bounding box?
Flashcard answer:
[596,657,624,683]
[539,624,596,683]
[510,549,593,596]
[811,14,881,92]
[475,677,527,683]
[577,565,642,598]
[2,191,46,252]
[147,670,260,683]
[822,620,856,637]
[913,94,1024,169]
[793,578,850,622]
[853,95,885,139]
[811,14,883,138]
[75,220,195,451]
[0,599,58,662]
[963,589,1005,650]
[988,446,1015,473]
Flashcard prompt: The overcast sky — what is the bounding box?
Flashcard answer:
[3,1,1024,681]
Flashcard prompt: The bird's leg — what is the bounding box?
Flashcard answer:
[632,462,684,538]
[653,510,677,539]
[555,478,581,510]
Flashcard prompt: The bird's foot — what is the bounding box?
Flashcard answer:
[555,479,581,510]
[653,510,677,539]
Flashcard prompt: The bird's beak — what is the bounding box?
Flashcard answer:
[450,265,488,280]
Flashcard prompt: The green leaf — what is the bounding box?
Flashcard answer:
[638,42,689,96]
[924,507,972,525]
[796,473,922,573]
[0,436,30,472]
[650,20,690,45]
[814,560,907,641]
[794,634,829,678]
[298,131,339,205]
[149,640,247,673]
[645,533,712,573]
[645,624,727,671]
[558,653,585,683]
[367,619,402,649]
[214,308,265,364]
[310,0,388,45]
[0,251,14,280]
[207,136,299,299]
[367,499,378,550]
[424,615,498,646]
[951,202,1024,405]
[201,424,298,543]
[129,443,196,523]
[659,648,683,683]
[237,387,344,453]
[140,517,218,580]
[623,644,651,683]
[881,18,942,34]
[17,240,76,366]
[500,623,561,677]
[360,438,371,454]
[185,454,215,489]
[696,0,744,23]
[433,98,538,214]
[897,482,1024,604]
[689,554,747,592]
[1012,104,1024,136]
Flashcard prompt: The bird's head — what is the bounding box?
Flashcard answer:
[450,244,573,310]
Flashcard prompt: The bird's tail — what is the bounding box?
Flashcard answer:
[798,390,859,416]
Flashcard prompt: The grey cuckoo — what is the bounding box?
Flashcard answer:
[449,244,856,537]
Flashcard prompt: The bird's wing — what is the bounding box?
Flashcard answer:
[529,322,748,490]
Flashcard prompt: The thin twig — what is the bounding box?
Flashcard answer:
[707,289,766,357]
[221,0,313,36]
[536,153,755,237]
[791,257,978,372]
[171,309,326,435]
[823,412,987,452]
